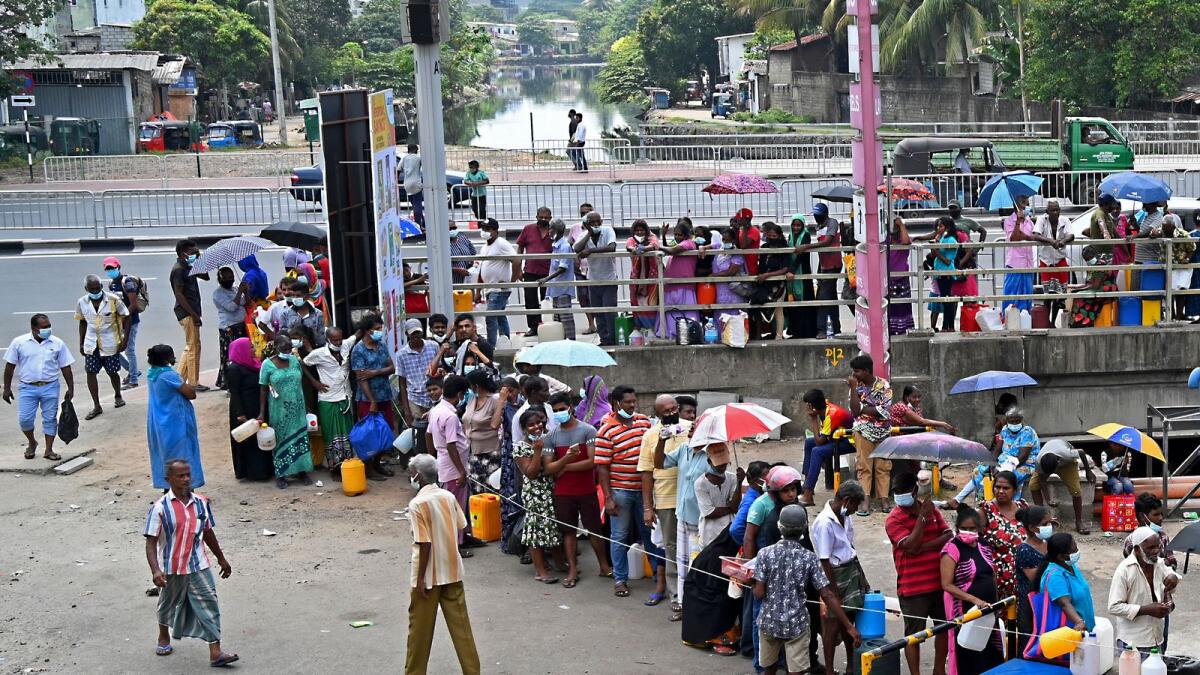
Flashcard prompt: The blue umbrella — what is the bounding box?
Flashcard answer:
[1188,366,1200,389]
[977,171,1044,210]
[1098,171,1172,203]
[521,340,616,368]
[949,370,1039,395]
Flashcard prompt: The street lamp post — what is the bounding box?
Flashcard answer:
[848,0,889,377]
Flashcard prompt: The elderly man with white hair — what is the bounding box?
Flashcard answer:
[1108,525,1180,658]
[404,454,481,675]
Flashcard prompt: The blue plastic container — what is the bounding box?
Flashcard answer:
[1117,296,1142,326]
[856,591,887,640]
[1141,262,1165,292]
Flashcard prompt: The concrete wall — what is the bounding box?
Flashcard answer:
[94,0,146,27]
[541,326,1198,444]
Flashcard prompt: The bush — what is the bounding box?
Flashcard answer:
[727,108,812,124]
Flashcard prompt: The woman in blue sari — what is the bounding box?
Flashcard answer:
[146,344,204,489]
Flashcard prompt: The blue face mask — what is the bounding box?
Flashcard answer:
[1068,551,1081,565]
[895,492,916,508]
[463,365,477,375]
[617,409,634,420]
[290,339,302,350]
[1006,423,1023,433]
[371,330,385,343]
[1149,522,1164,534]
[185,253,199,264]
[552,410,571,425]
[722,242,734,250]
[88,290,104,300]
[1037,525,1054,541]
[105,268,120,280]
[694,237,707,245]
[290,297,305,307]
[37,328,52,339]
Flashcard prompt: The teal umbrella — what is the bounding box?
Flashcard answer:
[520,340,616,368]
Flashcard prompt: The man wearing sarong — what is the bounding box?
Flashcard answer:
[143,459,238,667]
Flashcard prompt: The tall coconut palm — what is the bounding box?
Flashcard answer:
[731,0,823,52]
[880,0,999,76]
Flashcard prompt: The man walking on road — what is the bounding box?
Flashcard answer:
[401,144,425,228]
[4,314,75,461]
[75,274,130,419]
[171,239,210,391]
[144,458,239,668]
[575,211,619,345]
[405,453,481,675]
[103,256,143,390]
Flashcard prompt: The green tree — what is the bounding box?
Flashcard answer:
[732,0,821,52]
[518,15,555,53]
[597,34,650,103]
[1112,0,1200,105]
[331,42,367,86]
[880,0,999,76]
[1024,0,1117,106]
[1,0,64,66]
[133,0,270,88]
[595,0,653,52]
[637,0,752,95]
[348,0,406,53]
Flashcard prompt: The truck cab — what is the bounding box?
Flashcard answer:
[1062,117,1134,171]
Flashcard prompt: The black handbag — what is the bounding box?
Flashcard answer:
[58,399,79,445]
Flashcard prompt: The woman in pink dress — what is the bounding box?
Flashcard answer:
[661,220,703,338]
[625,219,661,330]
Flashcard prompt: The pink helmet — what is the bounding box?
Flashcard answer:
[765,465,802,492]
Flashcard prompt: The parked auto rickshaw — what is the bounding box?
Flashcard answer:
[49,118,100,155]
[0,125,49,160]
[711,92,733,118]
[207,120,263,149]
[139,120,205,152]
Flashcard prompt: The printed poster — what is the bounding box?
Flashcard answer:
[369,89,406,364]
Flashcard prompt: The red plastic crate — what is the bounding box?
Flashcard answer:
[1101,494,1137,532]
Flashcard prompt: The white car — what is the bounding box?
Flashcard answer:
[1064,197,1200,288]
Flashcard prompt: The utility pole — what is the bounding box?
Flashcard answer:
[848,0,889,378]
[406,0,453,316]
[1015,0,1030,131]
[267,0,289,145]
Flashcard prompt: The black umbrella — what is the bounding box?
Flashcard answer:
[811,184,855,203]
[1168,521,1200,573]
[259,221,327,250]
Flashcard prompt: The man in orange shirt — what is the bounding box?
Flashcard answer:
[800,389,855,506]
[405,454,480,675]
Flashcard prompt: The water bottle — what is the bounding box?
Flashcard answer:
[617,325,626,346]
[1119,646,1142,675]
[825,316,834,339]
[1101,450,1108,467]
[1142,649,1166,675]
[704,318,717,344]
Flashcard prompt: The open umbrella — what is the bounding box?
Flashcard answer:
[977,170,1044,210]
[702,173,779,195]
[878,178,933,201]
[259,220,327,250]
[811,184,855,203]
[870,432,994,465]
[189,235,275,276]
[691,403,790,447]
[1098,172,1172,203]
[1087,423,1165,461]
[949,370,1039,395]
[1189,367,1200,389]
[519,340,616,368]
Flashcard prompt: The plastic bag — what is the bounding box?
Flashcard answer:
[348,412,395,461]
[58,399,79,445]
[719,312,748,349]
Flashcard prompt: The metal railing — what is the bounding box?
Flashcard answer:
[398,237,1199,336]
[43,150,323,186]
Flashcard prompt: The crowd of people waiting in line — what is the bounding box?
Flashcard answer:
[407,195,1200,347]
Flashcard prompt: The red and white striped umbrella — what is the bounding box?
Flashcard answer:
[691,403,791,446]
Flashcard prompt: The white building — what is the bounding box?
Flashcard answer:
[715,32,756,83]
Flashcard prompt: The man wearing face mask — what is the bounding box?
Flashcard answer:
[1123,494,1178,567]
[448,218,478,285]
[429,375,486,549]
[477,219,519,347]
[303,326,356,474]
[103,256,144,390]
[637,394,691,612]
[885,473,951,675]
[811,203,843,336]
[350,314,398,463]
[75,274,130,420]
[170,239,209,390]
[211,267,247,391]
[4,314,75,461]
[574,211,619,345]
[397,319,439,427]
[542,392,609,585]
[539,218,578,340]
[695,457,742,548]
[278,280,327,347]
[516,206,554,336]
[1109,526,1180,656]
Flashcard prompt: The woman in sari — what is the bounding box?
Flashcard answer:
[258,334,313,489]
[662,219,703,338]
[786,215,818,339]
[941,505,1005,675]
[574,374,611,428]
[226,338,273,481]
[497,377,525,555]
[626,219,661,330]
[296,261,328,323]
[887,216,915,335]
[979,470,1028,602]
[711,227,748,328]
[237,255,272,358]
[1070,247,1118,327]
[146,344,204,490]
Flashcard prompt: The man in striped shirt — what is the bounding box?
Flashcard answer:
[596,385,666,600]
[405,454,480,675]
[143,459,238,667]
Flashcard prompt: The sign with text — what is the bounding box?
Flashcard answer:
[848,82,881,131]
[369,89,406,363]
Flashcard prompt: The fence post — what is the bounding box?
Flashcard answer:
[914,253,927,332]
[1163,239,1173,324]
[93,190,105,239]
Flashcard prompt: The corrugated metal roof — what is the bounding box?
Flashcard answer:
[152,59,185,84]
[769,33,830,51]
[6,52,159,72]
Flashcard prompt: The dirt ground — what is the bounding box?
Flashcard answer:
[0,388,1196,674]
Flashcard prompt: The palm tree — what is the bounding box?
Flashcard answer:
[880,0,999,77]
[731,0,823,53]
[582,0,612,11]
[230,0,303,72]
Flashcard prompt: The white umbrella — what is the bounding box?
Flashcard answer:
[691,403,790,447]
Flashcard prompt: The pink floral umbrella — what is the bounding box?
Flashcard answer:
[702,173,780,195]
